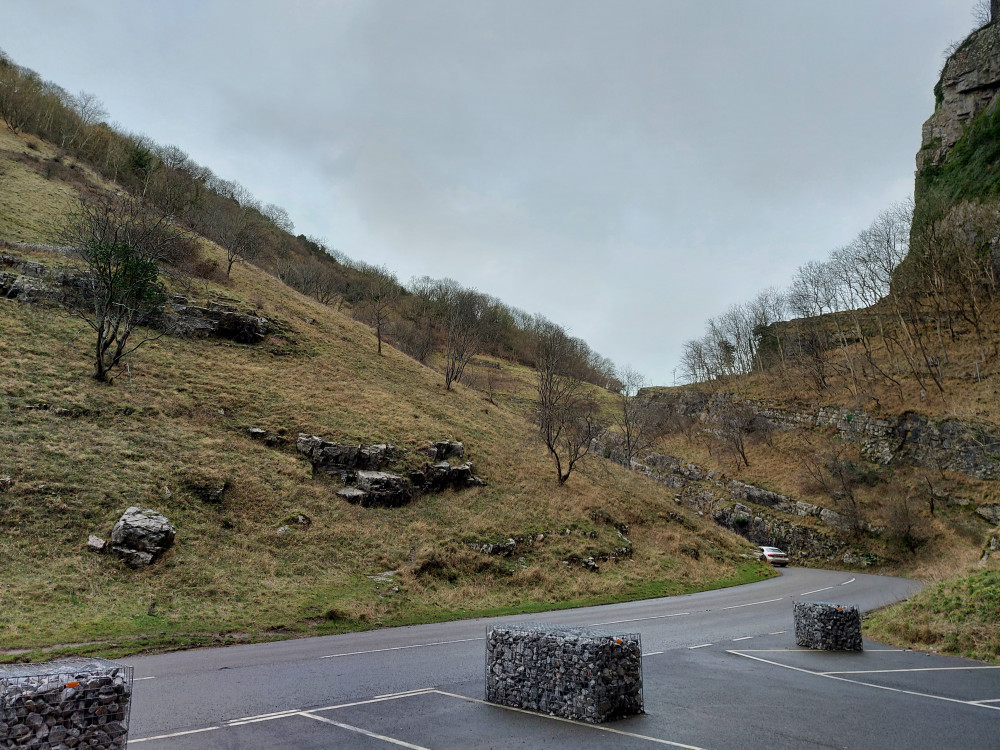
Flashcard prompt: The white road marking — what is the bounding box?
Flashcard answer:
[320,637,483,659]
[799,586,834,596]
[131,727,220,743]
[732,637,753,642]
[228,708,303,723]
[739,649,904,653]
[311,691,439,713]
[972,699,1000,704]
[589,612,691,626]
[822,666,1000,676]
[768,631,786,635]
[134,676,157,681]
[228,710,304,727]
[729,650,1000,711]
[722,597,783,610]
[433,689,708,749]
[643,651,664,656]
[373,688,437,699]
[840,578,856,585]
[689,643,713,649]
[300,711,432,749]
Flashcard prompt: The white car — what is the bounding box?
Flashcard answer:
[758,546,789,567]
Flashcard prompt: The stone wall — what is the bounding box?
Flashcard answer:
[1,658,132,749]
[793,601,863,651]
[485,624,643,724]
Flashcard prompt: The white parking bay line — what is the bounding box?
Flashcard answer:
[320,637,483,659]
[433,690,707,749]
[643,651,664,657]
[300,712,431,749]
[799,586,834,596]
[134,676,157,681]
[729,650,1000,712]
[228,708,303,723]
[689,643,713,649]
[228,710,304,727]
[131,727,220,744]
[722,597,783,610]
[822,666,1000,676]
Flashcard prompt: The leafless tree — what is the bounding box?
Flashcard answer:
[213,208,264,278]
[710,400,772,469]
[355,263,401,354]
[613,366,664,467]
[262,203,293,233]
[533,319,606,484]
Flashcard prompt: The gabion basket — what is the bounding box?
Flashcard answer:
[1,658,133,749]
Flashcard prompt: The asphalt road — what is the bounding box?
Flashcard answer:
[122,568,1000,749]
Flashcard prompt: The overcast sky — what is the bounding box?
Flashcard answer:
[2,1,976,385]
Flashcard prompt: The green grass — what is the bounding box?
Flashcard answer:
[865,569,1000,663]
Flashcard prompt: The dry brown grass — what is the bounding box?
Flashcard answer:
[0,132,771,659]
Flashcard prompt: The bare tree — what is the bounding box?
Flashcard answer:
[215,208,264,278]
[533,319,606,484]
[410,277,495,389]
[711,400,771,469]
[613,366,664,467]
[355,263,401,354]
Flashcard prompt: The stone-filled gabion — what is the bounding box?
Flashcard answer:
[485,623,643,724]
[793,601,863,651]
[0,658,132,749]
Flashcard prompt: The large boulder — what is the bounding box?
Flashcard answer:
[110,507,176,568]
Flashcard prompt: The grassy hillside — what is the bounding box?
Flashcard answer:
[0,128,769,662]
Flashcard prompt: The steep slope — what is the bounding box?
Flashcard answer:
[0,127,767,661]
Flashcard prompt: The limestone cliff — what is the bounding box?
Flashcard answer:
[917,22,1000,174]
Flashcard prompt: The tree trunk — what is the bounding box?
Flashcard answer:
[993,0,999,23]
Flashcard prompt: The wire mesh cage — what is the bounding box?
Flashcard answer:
[1,658,134,749]
[485,622,644,723]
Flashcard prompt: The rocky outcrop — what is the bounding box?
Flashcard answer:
[410,461,485,492]
[918,23,1000,172]
[713,502,844,560]
[633,452,861,562]
[109,507,175,568]
[428,440,464,461]
[0,253,271,343]
[161,296,269,344]
[644,390,1000,481]
[352,470,412,507]
[757,402,1000,480]
[299,434,486,506]
[296,435,396,479]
